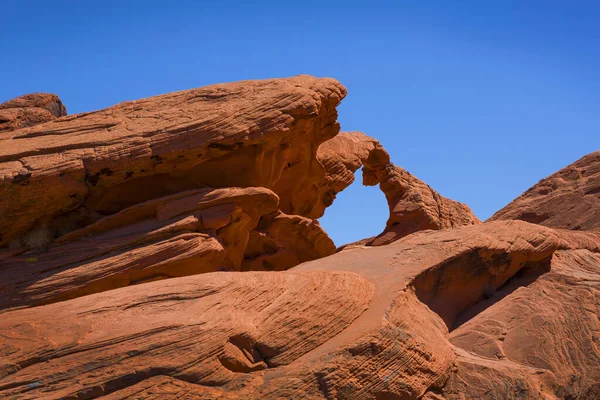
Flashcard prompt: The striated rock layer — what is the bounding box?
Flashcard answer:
[318,131,480,246]
[1,76,599,400]
[489,150,600,230]
[0,76,344,299]
[0,75,345,248]
[1,221,599,399]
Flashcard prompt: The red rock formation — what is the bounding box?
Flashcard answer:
[318,131,480,246]
[0,76,345,248]
[2,221,599,399]
[0,93,67,132]
[1,76,599,400]
[490,150,600,230]
[0,187,282,311]
[242,211,336,271]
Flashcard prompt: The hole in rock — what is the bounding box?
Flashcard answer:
[411,249,552,332]
[319,169,388,247]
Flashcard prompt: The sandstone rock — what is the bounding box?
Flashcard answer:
[0,187,284,311]
[242,211,336,271]
[0,76,345,248]
[0,93,67,132]
[0,269,374,399]
[2,221,598,399]
[490,150,600,230]
[1,76,598,400]
[318,131,480,246]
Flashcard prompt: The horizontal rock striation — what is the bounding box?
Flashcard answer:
[0,75,345,248]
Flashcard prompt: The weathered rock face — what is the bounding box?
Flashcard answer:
[2,221,599,399]
[242,211,336,271]
[0,93,67,132]
[490,150,600,230]
[0,76,343,307]
[1,76,599,400]
[0,76,345,248]
[0,187,283,311]
[318,131,480,246]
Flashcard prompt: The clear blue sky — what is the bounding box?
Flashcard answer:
[1,1,598,246]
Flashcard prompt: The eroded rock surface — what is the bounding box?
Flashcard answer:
[0,76,345,248]
[1,221,599,399]
[0,187,283,311]
[0,76,341,300]
[0,93,67,133]
[318,131,480,246]
[490,150,600,230]
[1,77,599,400]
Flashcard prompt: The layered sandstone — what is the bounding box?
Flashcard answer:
[1,221,599,399]
[318,131,480,246]
[0,76,345,248]
[489,150,600,230]
[1,76,599,400]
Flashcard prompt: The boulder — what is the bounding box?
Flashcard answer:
[0,93,67,132]
[242,211,336,271]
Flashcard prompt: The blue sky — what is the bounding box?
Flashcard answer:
[1,1,598,246]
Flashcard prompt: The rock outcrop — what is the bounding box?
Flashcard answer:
[0,187,285,311]
[490,150,600,230]
[0,76,345,249]
[1,76,599,400]
[2,221,599,399]
[318,131,480,246]
[0,93,67,132]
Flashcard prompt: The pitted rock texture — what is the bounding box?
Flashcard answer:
[0,93,67,133]
[490,150,600,230]
[0,75,345,248]
[318,131,480,246]
[1,221,599,399]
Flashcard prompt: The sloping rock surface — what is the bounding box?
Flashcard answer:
[489,150,600,230]
[0,76,345,248]
[0,76,341,299]
[1,221,599,399]
[318,131,480,246]
[0,93,67,133]
[0,187,283,311]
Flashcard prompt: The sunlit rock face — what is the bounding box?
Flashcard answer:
[489,150,600,231]
[1,76,599,400]
[318,131,480,247]
[0,93,67,133]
